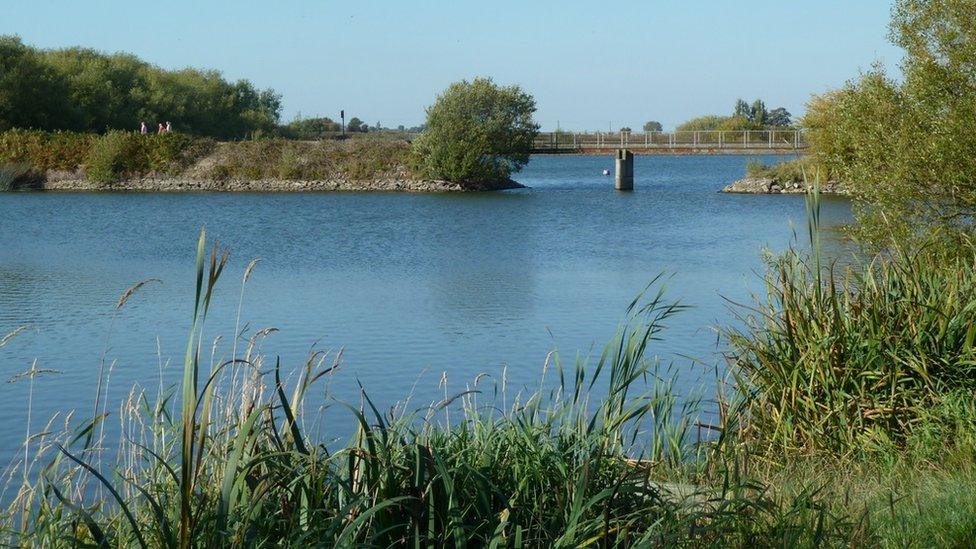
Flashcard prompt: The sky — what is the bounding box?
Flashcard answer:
[3,1,903,131]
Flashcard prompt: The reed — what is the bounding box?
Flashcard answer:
[726,185,976,458]
[2,189,975,544]
[0,230,870,547]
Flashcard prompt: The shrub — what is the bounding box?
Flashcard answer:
[727,190,976,457]
[745,157,820,183]
[85,131,208,184]
[675,115,729,133]
[0,129,93,171]
[0,162,42,191]
[412,77,538,184]
[197,139,414,181]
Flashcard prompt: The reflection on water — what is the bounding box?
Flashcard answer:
[0,154,851,464]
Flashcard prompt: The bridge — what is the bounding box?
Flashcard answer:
[531,129,806,154]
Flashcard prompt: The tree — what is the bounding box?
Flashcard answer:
[750,99,767,126]
[766,107,792,127]
[804,0,976,245]
[0,35,281,138]
[346,117,363,132]
[733,99,751,119]
[619,127,632,133]
[643,121,663,132]
[282,117,340,139]
[676,115,729,132]
[413,77,538,183]
[0,36,74,131]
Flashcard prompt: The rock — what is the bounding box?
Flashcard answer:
[722,177,847,195]
[36,172,528,193]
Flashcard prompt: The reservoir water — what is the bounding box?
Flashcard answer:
[0,154,850,464]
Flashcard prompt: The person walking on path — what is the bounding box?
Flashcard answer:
[140,121,147,135]
[157,123,165,134]
[165,121,172,133]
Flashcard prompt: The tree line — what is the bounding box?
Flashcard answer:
[670,99,792,133]
[0,35,282,139]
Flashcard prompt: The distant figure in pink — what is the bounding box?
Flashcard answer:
[157,123,165,135]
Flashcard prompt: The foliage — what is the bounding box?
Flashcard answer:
[0,35,281,139]
[750,99,767,126]
[767,107,792,127]
[643,120,663,132]
[279,117,341,139]
[803,0,976,245]
[412,78,538,184]
[2,213,976,544]
[85,131,212,184]
[675,115,729,132]
[678,99,791,133]
[734,99,751,119]
[0,162,41,191]
[0,234,868,546]
[0,129,94,171]
[745,157,817,183]
[727,188,976,457]
[196,139,415,181]
[345,117,364,132]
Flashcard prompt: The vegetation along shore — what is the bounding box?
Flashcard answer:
[2,0,976,545]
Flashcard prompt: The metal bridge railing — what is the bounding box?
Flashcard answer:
[532,130,806,150]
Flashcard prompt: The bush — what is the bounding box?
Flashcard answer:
[0,162,42,191]
[84,131,210,184]
[745,157,821,183]
[675,115,729,132]
[195,139,414,181]
[726,191,976,457]
[0,129,93,171]
[84,131,145,183]
[412,77,538,184]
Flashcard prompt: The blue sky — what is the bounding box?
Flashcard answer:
[4,1,902,130]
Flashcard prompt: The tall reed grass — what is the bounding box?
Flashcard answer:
[726,185,976,458]
[0,230,871,547]
[2,185,975,545]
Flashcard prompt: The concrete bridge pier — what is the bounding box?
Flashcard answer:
[615,149,634,191]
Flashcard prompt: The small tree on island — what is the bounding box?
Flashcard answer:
[413,77,539,183]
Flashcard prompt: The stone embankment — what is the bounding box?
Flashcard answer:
[722,177,847,195]
[39,172,524,193]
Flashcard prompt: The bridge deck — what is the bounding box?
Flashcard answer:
[532,129,806,154]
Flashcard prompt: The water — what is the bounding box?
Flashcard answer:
[0,154,850,464]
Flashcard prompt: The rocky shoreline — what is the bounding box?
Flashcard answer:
[722,177,847,195]
[34,172,526,193]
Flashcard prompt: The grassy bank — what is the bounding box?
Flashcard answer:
[1,189,974,546]
[0,129,418,188]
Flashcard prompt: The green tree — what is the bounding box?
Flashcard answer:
[766,107,792,127]
[346,117,363,132]
[413,77,538,183]
[805,0,976,245]
[643,121,663,132]
[750,99,767,126]
[0,36,74,131]
[733,99,751,119]
[0,35,281,138]
[282,117,341,139]
[676,115,729,132]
